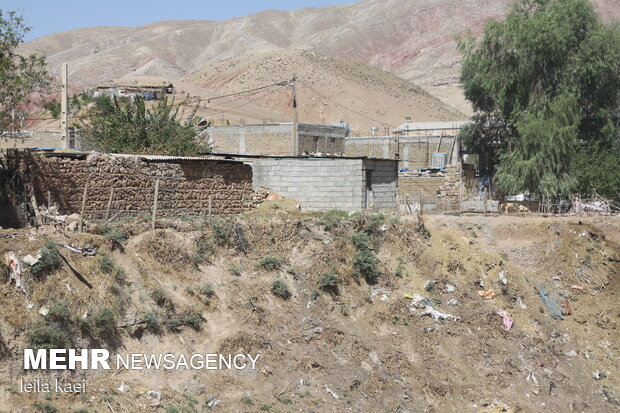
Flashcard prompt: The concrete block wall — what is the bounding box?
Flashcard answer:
[206,123,346,156]
[345,136,458,170]
[252,158,397,212]
[365,159,398,210]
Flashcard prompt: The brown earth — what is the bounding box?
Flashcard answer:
[19,0,618,126]
[0,210,618,412]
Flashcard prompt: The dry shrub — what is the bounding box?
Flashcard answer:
[138,230,191,267]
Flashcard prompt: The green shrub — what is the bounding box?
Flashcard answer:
[259,404,272,411]
[365,213,386,234]
[33,401,57,413]
[316,210,349,231]
[30,241,61,278]
[91,308,116,336]
[229,265,243,276]
[318,272,340,293]
[353,250,380,284]
[47,300,71,324]
[164,407,179,413]
[241,395,254,405]
[100,225,128,244]
[98,255,115,275]
[210,218,233,247]
[192,240,213,266]
[199,284,215,297]
[143,311,161,333]
[271,280,291,299]
[114,267,127,284]
[74,409,89,413]
[27,323,70,350]
[182,312,204,331]
[351,232,372,250]
[151,288,172,308]
[164,317,183,332]
[257,257,282,271]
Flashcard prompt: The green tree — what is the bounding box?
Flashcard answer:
[459,0,620,199]
[0,10,51,133]
[80,93,210,156]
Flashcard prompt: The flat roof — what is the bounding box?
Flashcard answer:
[201,152,397,161]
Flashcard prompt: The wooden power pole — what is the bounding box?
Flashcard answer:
[60,62,69,149]
[291,77,298,156]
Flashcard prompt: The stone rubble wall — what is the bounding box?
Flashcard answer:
[398,166,463,212]
[7,151,254,219]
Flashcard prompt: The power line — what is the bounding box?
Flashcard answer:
[297,80,391,128]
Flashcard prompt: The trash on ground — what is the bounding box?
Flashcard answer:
[499,270,508,285]
[497,310,513,330]
[477,289,496,300]
[4,252,25,291]
[445,284,456,293]
[537,286,565,320]
[447,299,459,306]
[147,390,162,400]
[571,285,584,291]
[325,385,339,399]
[22,254,40,266]
[593,370,606,380]
[423,307,459,321]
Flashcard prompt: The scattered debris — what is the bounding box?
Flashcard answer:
[499,270,508,285]
[58,243,97,256]
[518,297,527,309]
[477,289,496,300]
[206,397,221,408]
[497,310,513,330]
[447,299,459,306]
[423,307,459,321]
[565,350,578,357]
[147,390,162,400]
[571,285,584,291]
[538,286,565,320]
[445,284,456,293]
[325,385,339,399]
[593,371,606,380]
[22,254,40,266]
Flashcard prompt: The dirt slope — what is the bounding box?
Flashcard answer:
[0,211,618,412]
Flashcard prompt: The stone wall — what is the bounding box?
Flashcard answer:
[252,158,397,212]
[345,136,459,170]
[399,166,463,212]
[6,151,254,219]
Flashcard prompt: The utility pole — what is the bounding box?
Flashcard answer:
[60,62,69,149]
[291,77,298,156]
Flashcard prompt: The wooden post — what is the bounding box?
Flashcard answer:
[105,188,115,221]
[47,190,51,211]
[425,136,429,168]
[152,179,160,231]
[208,195,213,217]
[79,183,88,232]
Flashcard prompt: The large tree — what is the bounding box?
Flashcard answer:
[80,94,210,156]
[0,10,51,133]
[459,0,620,199]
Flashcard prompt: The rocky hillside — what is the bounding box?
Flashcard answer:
[0,209,618,412]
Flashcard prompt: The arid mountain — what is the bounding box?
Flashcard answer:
[20,0,618,128]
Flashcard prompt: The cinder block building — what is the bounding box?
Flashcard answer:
[345,135,460,170]
[205,123,348,156]
[251,157,398,211]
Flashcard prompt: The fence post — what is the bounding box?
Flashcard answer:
[208,195,213,217]
[105,188,115,221]
[152,179,160,231]
[79,183,88,232]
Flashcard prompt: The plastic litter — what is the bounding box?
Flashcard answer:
[147,390,162,400]
[22,254,40,266]
[445,284,456,293]
[423,307,459,321]
[538,286,565,320]
[518,297,527,309]
[477,289,496,300]
[497,310,513,330]
[207,397,220,408]
[325,386,339,399]
[4,252,24,291]
[447,299,459,306]
[571,285,584,291]
[499,270,508,285]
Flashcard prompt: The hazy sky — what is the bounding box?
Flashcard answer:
[3,0,356,41]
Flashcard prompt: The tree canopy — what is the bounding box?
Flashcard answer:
[0,10,51,133]
[79,93,210,156]
[459,0,620,199]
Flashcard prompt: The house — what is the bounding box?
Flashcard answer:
[205,123,348,157]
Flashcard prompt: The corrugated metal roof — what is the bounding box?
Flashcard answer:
[394,121,471,131]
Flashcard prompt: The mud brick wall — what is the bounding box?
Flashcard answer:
[399,166,463,212]
[10,152,254,219]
